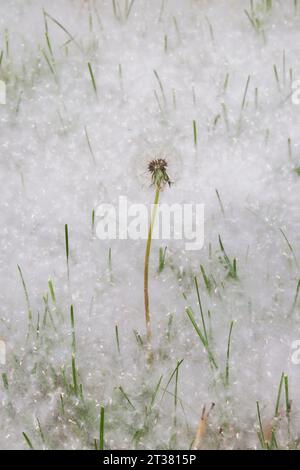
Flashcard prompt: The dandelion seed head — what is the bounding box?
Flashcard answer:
[133,143,182,191]
[147,158,171,190]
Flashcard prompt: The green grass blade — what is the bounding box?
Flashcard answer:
[99,406,105,450]
[185,307,218,369]
[274,372,284,417]
[17,265,32,322]
[225,321,234,386]
[88,62,97,95]
[22,432,34,450]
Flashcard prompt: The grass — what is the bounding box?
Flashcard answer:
[256,372,292,449]
[153,69,166,107]
[244,0,273,37]
[88,62,97,96]
[48,279,56,304]
[215,189,225,215]
[200,265,213,294]
[218,235,238,280]
[291,279,300,311]
[17,265,32,323]
[279,228,299,267]
[161,359,184,401]
[70,305,76,354]
[41,48,56,79]
[284,375,291,416]
[2,373,9,390]
[112,0,136,22]
[43,10,81,51]
[22,431,34,450]
[185,306,218,370]
[115,324,121,354]
[194,276,208,342]
[118,386,135,409]
[99,406,105,450]
[158,246,167,273]
[225,321,234,387]
[91,208,95,234]
[193,120,198,147]
[256,401,267,449]
[273,64,280,91]
[205,16,214,43]
[1,0,300,452]
[37,418,46,446]
[65,224,69,280]
[241,75,251,111]
[85,126,96,164]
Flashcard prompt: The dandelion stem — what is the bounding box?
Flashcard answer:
[144,187,160,346]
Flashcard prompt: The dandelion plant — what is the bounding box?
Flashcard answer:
[144,157,172,347]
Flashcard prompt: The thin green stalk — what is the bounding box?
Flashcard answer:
[185,307,218,369]
[158,246,167,273]
[241,75,251,110]
[88,62,97,96]
[200,265,212,294]
[99,406,105,450]
[284,374,291,416]
[108,247,113,283]
[161,359,184,401]
[60,394,65,415]
[91,209,95,235]
[45,31,54,58]
[71,354,78,396]
[273,64,280,90]
[70,305,76,354]
[274,372,284,417]
[17,265,32,322]
[112,0,120,21]
[150,375,164,410]
[44,11,82,51]
[256,401,266,449]
[222,103,229,132]
[85,126,96,164]
[22,432,34,450]
[144,187,160,344]
[193,120,197,147]
[153,69,166,106]
[126,0,136,19]
[288,137,292,160]
[174,360,180,413]
[118,386,135,409]
[65,224,69,279]
[37,418,45,445]
[225,321,234,386]
[194,276,208,342]
[279,228,299,268]
[255,87,258,109]
[215,189,225,215]
[2,373,9,390]
[115,324,120,354]
[292,279,300,310]
[223,72,229,92]
[41,47,55,77]
[48,279,56,304]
